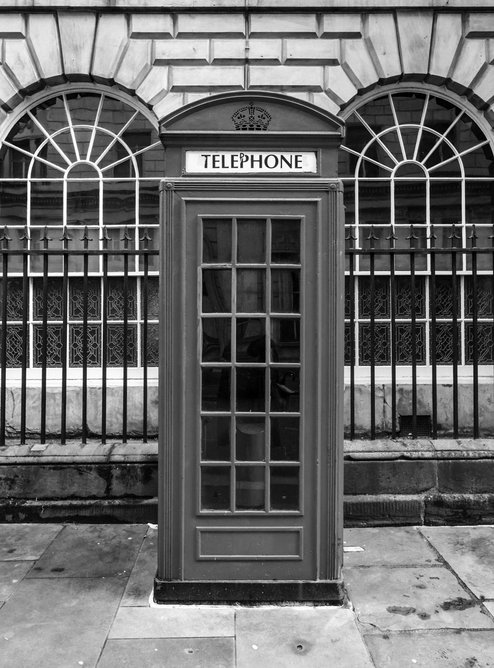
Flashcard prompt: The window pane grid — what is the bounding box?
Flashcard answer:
[200,216,302,513]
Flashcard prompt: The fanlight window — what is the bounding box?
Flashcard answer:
[0,91,163,371]
[340,91,494,368]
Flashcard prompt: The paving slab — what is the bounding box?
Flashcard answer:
[345,565,494,631]
[0,523,62,561]
[97,638,235,668]
[235,606,373,668]
[344,527,441,567]
[419,525,494,599]
[109,606,235,639]
[0,576,125,668]
[121,525,157,606]
[0,561,33,603]
[27,523,147,578]
[364,629,494,667]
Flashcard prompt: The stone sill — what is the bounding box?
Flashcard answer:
[0,1,492,9]
[1,437,494,464]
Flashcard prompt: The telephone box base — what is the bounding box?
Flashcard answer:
[153,578,345,605]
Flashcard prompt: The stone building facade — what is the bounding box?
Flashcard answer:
[1,1,494,523]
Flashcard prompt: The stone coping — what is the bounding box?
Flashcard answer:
[0,1,491,9]
[1,437,494,464]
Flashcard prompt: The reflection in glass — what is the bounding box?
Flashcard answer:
[270,466,299,510]
[201,466,230,510]
[237,219,265,263]
[271,318,300,362]
[202,269,232,313]
[30,181,63,226]
[237,269,265,312]
[103,181,136,226]
[270,368,299,412]
[236,417,265,461]
[271,220,300,263]
[236,466,265,510]
[270,417,299,461]
[271,269,300,313]
[202,367,230,411]
[202,318,231,362]
[236,368,265,412]
[0,182,27,226]
[203,219,232,263]
[236,318,265,362]
[201,416,230,460]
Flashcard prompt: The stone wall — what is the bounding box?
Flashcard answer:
[0,7,492,127]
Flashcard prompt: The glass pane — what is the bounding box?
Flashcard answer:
[236,368,265,412]
[107,278,137,319]
[237,269,265,313]
[270,466,299,510]
[0,278,24,320]
[67,179,99,226]
[271,220,300,263]
[358,181,391,226]
[236,466,265,510]
[271,269,300,313]
[359,276,389,318]
[359,323,390,365]
[141,276,159,319]
[271,368,299,412]
[142,322,159,366]
[33,278,63,319]
[201,416,231,460]
[0,182,26,226]
[30,228,63,273]
[203,318,231,362]
[0,325,26,367]
[33,324,63,367]
[270,417,299,461]
[395,323,426,365]
[69,324,101,366]
[65,228,100,274]
[106,324,137,366]
[31,181,63,226]
[103,181,136,226]
[203,269,231,313]
[465,276,494,317]
[236,417,265,461]
[138,227,159,271]
[203,219,232,263]
[394,180,426,225]
[466,226,493,271]
[237,219,265,263]
[432,323,461,364]
[271,318,300,363]
[202,367,230,411]
[236,318,265,362]
[139,181,160,227]
[69,278,101,320]
[0,228,24,273]
[466,323,494,364]
[201,466,230,510]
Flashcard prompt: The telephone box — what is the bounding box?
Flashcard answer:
[154,92,345,603]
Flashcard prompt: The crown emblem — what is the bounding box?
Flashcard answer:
[232,103,271,131]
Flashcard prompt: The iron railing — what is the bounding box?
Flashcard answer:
[346,224,494,440]
[0,226,159,445]
[1,223,494,444]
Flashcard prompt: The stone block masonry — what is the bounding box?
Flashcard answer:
[0,6,491,119]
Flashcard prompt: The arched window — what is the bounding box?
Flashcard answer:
[0,90,162,372]
[340,91,494,371]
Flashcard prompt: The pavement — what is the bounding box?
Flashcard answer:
[0,524,493,667]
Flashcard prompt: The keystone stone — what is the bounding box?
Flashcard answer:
[397,11,434,75]
[59,13,97,79]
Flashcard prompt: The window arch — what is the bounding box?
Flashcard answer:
[0,90,163,372]
[340,90,494,369]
